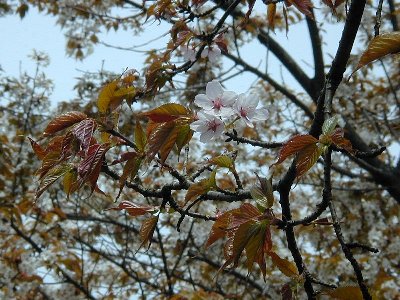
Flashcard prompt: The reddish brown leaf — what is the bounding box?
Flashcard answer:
[77,143,110,191]
[139,216,159,250]
[111,151,138,165]
[273,134,318,166]
[268,251,298,278]
[244,222,269,276]
[295,143,324,177]
[205,209,240,248]
[141,103,189,123]
[230,203,262,229]
[106,201,156,217]
[146,121,178,163]
[28,137,46,160]
[73,118,97,152]
[323,286,363,300]
[185,175,214,204]
[43,111,87,136]
[331,128,354,154]
[281,283,293,300]
[286,0,313,18]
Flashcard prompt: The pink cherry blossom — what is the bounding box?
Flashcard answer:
[233,93,268,128]
[201,45,221,63]
[190,112,225,143]
[194,80,237,116]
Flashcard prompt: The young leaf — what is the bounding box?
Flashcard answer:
[209,155,234,170]
[97,80,135,113]
[175,124,193,156]
[106,201,156,216]
[295,143,325,177]
[330,128,354,154]
[28,137,46,160]
[141,103,190,123]
[185,178,212,203]
[205,209,240,248]
[139,216,159,250]
[250,174,274,209]
[146,121,178,163]
[286,0,313,19]
[135,121,147,152]
[323,286,363,300]
[268,251,299,279]
[63,168,78,198]
[73,118,97,152]
[322,115,339,135]
[42,111,87,136]
[77,143,110,191]
[352,32,400,75]
[36,164,71,200]
[117,155,142,199]
[272,134,318,166]
[267,4,276,32]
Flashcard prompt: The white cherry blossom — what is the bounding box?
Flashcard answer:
[190,112,225,143]
[180,45,196,62]
[201,44,221,63]
[233,93,268,127]
[194,80,237,116]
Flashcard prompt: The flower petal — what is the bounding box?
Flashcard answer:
[194,94,213,109]
[206,80,223,99]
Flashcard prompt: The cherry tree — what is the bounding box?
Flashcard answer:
[1,0,399,299]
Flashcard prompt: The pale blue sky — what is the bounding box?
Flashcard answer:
[0,6,344,105]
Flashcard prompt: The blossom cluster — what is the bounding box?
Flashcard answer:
[190,80,268,143]
[181,44,221,63]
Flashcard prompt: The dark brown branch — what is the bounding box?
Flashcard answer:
[225,131,283,148]
[347,242,379,253]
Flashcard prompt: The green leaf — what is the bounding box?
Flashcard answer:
[209,155,234,170]
[322,115,339,135]
[250,174,274,209]
[36,164,71,200]
[135,121,147,152]
[175,124,193,156]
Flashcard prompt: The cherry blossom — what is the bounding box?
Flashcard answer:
[201,44,221,63]
[180,45,196,62]
[233,93,268,127]
[190,112,225,143]
[194,80,237,116]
